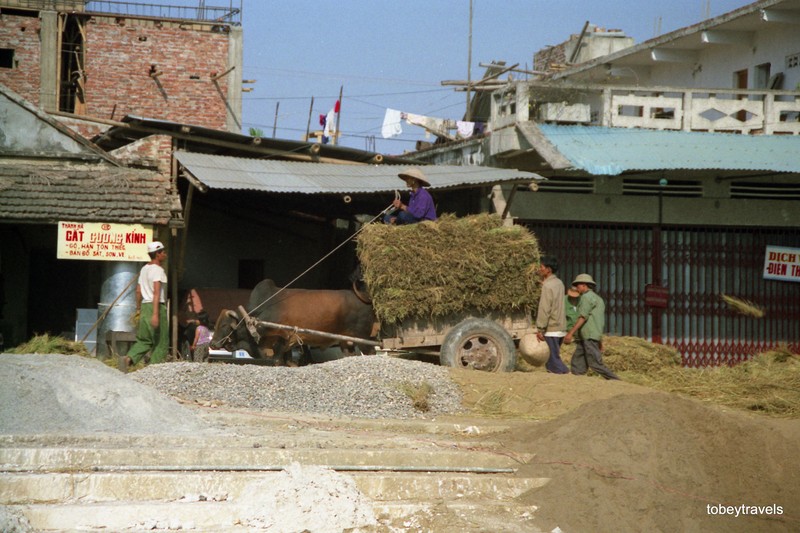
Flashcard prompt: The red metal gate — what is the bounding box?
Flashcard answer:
[525,222,800,366]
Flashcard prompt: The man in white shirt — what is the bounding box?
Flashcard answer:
[123,241,168,368]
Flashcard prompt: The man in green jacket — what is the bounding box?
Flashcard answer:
[564,273,619,380]
[564,284,581,332]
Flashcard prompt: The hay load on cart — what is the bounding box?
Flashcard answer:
[357,213,542,372]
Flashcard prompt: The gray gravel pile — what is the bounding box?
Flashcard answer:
[131,355,465,419]
[0,353,211,435]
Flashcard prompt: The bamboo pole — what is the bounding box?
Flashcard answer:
[237,306,381,348]
[305,96,314,140]
[334,85,343,145]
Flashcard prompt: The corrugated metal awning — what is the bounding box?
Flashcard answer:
[175,151,543,193]
[537,125,800,175]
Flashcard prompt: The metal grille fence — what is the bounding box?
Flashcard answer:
[525,221,800,366]
[84,1,242,23]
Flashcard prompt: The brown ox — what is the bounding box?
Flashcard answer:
[211,279,378,366]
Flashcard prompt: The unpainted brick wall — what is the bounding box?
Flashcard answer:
[534,44,568,73]
[0,13,43,105]
[55,118,174,172]
[84,17,230,129]
[111,135,174,174]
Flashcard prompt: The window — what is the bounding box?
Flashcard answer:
[787,53,800,70]
[0,49,14,69]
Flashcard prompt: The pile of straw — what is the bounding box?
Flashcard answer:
[628,348,800,418]
[357,214,541,323]
[8,333,92,357]
[560,336,681,373]
[600,336,682,373]
[561,338,800,418]
[720,294,765,318]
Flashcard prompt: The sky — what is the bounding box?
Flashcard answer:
[236,0,755,155]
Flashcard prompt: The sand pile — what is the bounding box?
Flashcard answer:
[506,392,800,533]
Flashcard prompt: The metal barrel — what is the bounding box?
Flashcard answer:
[97,262,139,358]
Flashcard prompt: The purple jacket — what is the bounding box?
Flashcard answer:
[407,187,437,221]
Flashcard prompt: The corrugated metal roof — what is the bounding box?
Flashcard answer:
[537,125,800,175]
[96,116,418,166]
[175,151,543,193]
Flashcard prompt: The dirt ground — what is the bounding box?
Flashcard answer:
[448,368,800,533]
[3,348,799,532]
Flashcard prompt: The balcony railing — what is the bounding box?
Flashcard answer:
[492,82,800,135]
[0,0,241,24]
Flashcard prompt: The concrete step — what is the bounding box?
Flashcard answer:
[0,446,528,475]
[0,419,544,532]
[12,498,544,532]
[0,470,548,504]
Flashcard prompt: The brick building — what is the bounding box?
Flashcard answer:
[0,84,180,351]
[0,0,243,136]
[0,1,241,354]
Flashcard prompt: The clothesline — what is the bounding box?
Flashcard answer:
[381,108,484,141]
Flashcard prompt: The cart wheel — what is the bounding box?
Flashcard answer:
[440,318,517,372]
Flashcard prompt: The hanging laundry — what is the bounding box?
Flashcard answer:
[382,108,403,139]
[456,121,475,138]
[405,113,453,139]
[320,100,340,144]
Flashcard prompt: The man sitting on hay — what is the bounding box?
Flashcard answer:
[383,167,438,225]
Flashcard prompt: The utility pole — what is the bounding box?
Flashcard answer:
[272,101,279,138]
[466,0,473,122]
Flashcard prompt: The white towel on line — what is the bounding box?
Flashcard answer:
[382,108,403,139]
[457,121,475,138]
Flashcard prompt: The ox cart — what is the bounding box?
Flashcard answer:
[378,310,535,372]
[210,214,543,371]
[227,303,538,373]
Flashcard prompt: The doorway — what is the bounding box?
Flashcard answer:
[27,248,100,340]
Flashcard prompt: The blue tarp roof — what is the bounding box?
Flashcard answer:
[537,125,800,175]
